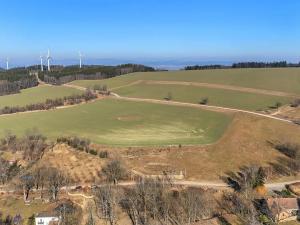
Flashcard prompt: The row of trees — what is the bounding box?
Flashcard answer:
[0,90,97,115]
[184,61,300,70]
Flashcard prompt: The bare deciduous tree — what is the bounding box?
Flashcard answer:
[48,167,66,201]
[101,160,127,184]
[94,185,118,225]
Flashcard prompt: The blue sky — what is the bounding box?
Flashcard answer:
[0,0,299,67]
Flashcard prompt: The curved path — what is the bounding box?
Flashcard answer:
[63,82,294,124]
[111,94,293,124]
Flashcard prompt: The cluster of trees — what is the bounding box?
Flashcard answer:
[0,130,50,162]
[93,178,217,225]
[18,166,67,202]
[0,90,97,115]
[0,76,38,96]
[92,164,274,225]
[0,69,38,96]
[185,65,225,70]
[39,64,155,85]
[0,158,20,185]
[232,61,289,68]
[184,61,300,70]
[55,201,82,225]
[92,84,110,95]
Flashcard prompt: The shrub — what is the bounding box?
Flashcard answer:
[99,151,109,158]
[290,99,300,107]
[164,92,172,101]
[199,97,208,105]
[89,149,98,155]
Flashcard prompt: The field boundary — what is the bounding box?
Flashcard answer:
[110,94,294,124]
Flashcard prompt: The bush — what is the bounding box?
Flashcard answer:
[89,149,98,155]
[199,97,208,105]
[99,151,109,158]
[290,99,300,107]
[164,92,172,101]
[57,136,90,152]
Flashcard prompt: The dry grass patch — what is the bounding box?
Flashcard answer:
[119,113,300,181]
[35,144,107,184]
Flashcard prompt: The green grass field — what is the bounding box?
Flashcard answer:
[0,98,232,146]
[0,85,83,108]
[71,68,300,94]
[114,83,293,111]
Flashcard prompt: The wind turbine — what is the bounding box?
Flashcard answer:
[79,51,83,69]
[6,58,9,70]
[40,55,44,72]
[46,49,52,72]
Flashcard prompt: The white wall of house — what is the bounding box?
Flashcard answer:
[35,216,59,225]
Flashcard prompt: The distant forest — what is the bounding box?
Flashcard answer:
[0,69,38,96]
[185,61,300,70]
[0,64,154,95]
[39,64,155,85]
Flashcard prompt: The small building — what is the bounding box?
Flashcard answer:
[266,198,299,222]
[35,212,60,225]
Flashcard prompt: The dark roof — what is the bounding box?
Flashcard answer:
[267,198,300,214]
[35,212,59,218]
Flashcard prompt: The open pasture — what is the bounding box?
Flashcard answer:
[0,85,83,108]
[0,98,232,146]
[71,68,300,95]
[114,82,293,111]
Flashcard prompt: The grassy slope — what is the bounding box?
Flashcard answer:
[0,99,232,146]
[114,83,293,111]
[123,113,300,180]
[0,85,83,108]
[71,68,300,94]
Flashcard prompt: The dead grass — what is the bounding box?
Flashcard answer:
[117,113,300,181]
[35,144,108,184]
[0,196,56,224]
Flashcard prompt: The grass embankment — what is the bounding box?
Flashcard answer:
[0,85,83,108]
[114,83,293,111]
[0,98,232,146]
[71,68,300,94]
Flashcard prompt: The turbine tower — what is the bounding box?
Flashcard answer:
[40,55,44,72]
[6,58,9,70]
[79,51,82,69]
[47,49,52,72]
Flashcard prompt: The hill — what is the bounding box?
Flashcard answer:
[0,98,232,146]
[71,68,300,95]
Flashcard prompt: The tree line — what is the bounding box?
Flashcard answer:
[39,64,155,85]
[0,90,97,115]
[0,68,38,95]
[185,61,300,70]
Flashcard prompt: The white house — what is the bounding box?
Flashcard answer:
[35,212,60,225]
